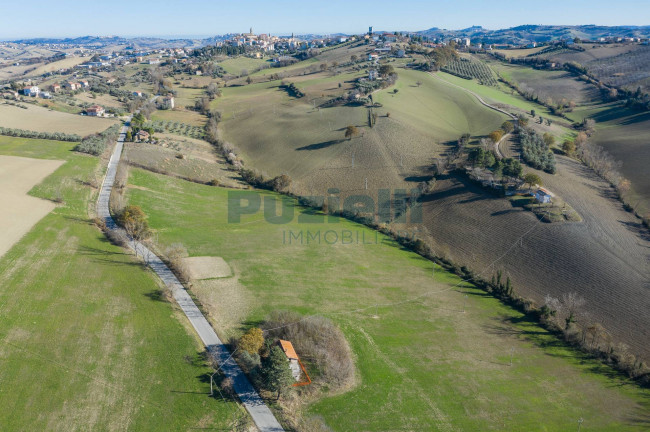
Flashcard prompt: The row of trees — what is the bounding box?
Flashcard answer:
[0,126,81,142]
[74,124,122,156]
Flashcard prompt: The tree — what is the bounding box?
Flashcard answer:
[263,346,294,400]
[125,130,132,142]
[562,139,576,155]
[350,55,357,63]
[542,133,555,147]
[246,76,252,85]
[239,328,264,355]
[530,109,536,117]
[319,63,328,72]
[271,174,292,191]
[378,64,394,77]
[344,125,359,140]
[501,121,514,134]
[117,205,151,256]
[523,173,542,190]
[517,114,529,126]
[489,130,504,143]
[415,81,422,87]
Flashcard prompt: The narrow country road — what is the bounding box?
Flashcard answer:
[97,119,284,432]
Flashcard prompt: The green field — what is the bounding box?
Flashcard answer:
[0,137,245,430]
[213,65,507,195]
[125,167,650,431]
[219,56,269,75]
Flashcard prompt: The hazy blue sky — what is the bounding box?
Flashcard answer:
[0,0,648,39]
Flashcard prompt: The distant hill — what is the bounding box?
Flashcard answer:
[7,25,650,48]
[416,25,650,44]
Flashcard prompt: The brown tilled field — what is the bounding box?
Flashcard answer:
[0,155,63,259]
[417,156,650,360]
[0,102,118,135]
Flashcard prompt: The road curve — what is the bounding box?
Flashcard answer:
[428,72,517,159]
[97,120,283,432]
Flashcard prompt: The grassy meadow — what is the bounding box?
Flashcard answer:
[0,137,245,430]
[125,167,650,431]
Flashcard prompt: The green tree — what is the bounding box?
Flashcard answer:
[378,64,395,77]
[562,139,576,155]
[542,133,555,147]
[263,346,294,400]
[125,130,132,142]
[517,114,529,126]
[523,173,542,190]
[239,328,264,355]
[530,109,536,117]
[501,121,514,133]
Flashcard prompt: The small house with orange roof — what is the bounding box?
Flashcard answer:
[278,340,301,380]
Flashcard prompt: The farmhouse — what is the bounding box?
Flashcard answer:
[50,83,61,93]
[535,188,554,203]
[86,105,105,116]
[80,80,89,88]
[64,81,81,91]
[135,130,150,141]
[39,91,52,99]
[160,96,174,109]
[278,340,302,381]
[133,91,143,97]
[23,85,39,97]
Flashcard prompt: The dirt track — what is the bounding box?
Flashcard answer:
[0,155,63,259]
[418,157,650,359]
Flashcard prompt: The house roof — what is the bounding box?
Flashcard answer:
[278,340,299,360]
[537,187,554,197]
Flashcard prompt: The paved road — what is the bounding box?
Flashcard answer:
[97,119,283,432]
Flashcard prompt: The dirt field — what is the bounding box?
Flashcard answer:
[26,56,86,77]
[417,156,650,360]
[0,102,118,135]
[183,256,231,279]
[0,155,63,259]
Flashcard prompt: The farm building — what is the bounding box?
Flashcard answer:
[86,105,105,116]
[135,130,150,142]
[159,96,174,109]
[133,91,143,97]
[50,83,61,93]
[23,85,39,97]
[64,81,81,91]
[535,188,554,203]
[278,340,301,381]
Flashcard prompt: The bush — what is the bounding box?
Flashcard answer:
[263,311,354,389]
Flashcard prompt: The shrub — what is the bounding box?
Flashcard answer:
[239,328,265,355]
[263,310,354,389]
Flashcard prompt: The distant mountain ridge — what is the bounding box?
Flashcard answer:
[6,25,650,48]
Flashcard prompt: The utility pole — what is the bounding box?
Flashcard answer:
[463,294,468,313]
[365,177,368,190]
[509,347,515,366]
[351,154,355,167]
[577,418,583,432]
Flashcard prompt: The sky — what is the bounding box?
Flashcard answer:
[0,0,648,39]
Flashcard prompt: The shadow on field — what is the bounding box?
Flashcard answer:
[627,394,650,427]
[296,139,345,151]
[77,245,144,268]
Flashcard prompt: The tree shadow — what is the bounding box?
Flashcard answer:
[144,289,167,302]
[296,139,345,151]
